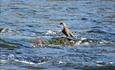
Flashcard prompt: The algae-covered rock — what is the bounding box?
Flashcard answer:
[0,28,9,33]
[0,43,17,48]
[32,37,79,46]
[0,39,18,48]
[46,37,78,46]
[82,66,115,70]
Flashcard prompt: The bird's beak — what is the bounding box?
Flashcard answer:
[60,22,63,25]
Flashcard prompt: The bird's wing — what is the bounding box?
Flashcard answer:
[69,31,74,37]
[62,28,69,37]
[66,27,74,37]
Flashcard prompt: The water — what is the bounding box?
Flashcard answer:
[0,0,115,70]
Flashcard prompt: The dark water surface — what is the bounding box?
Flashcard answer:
[0,0,115,70]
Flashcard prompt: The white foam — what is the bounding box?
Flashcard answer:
[14,59,47,65]
[0,60,8,63]
[14,59,35,65]
[46,30,56,35]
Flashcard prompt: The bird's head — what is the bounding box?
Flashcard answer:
[60,22,66,27]
[60,22,63,25]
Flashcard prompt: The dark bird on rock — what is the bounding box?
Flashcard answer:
[60,22,74,38]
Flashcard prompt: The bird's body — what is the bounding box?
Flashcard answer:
[60,22,74,38]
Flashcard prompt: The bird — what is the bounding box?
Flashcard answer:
[60,22,74,38]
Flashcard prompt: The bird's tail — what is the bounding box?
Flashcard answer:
[67,36,76,42]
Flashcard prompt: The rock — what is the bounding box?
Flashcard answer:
[0,42,18,48]
[0,28,9,33]
[31,37,78,47]
[31,37,46,47]
[0,39,18,48]
[47,37,77,46]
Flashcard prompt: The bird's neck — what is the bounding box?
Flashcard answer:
[62,23,67,28]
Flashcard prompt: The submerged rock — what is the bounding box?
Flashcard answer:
[32,37,46,47]
[82,66,115,70]
[0,39,18,48]
[0,28,9,33]
[31,37,78,47]
[0,42,18,48]
[47,37,77,46]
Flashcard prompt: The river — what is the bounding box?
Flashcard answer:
[0,0,115,70]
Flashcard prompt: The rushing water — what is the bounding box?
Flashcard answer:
[0,0,115,70]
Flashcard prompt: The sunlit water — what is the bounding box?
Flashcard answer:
[0,0,115,70]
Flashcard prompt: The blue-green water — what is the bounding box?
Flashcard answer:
[0,0,115,70]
